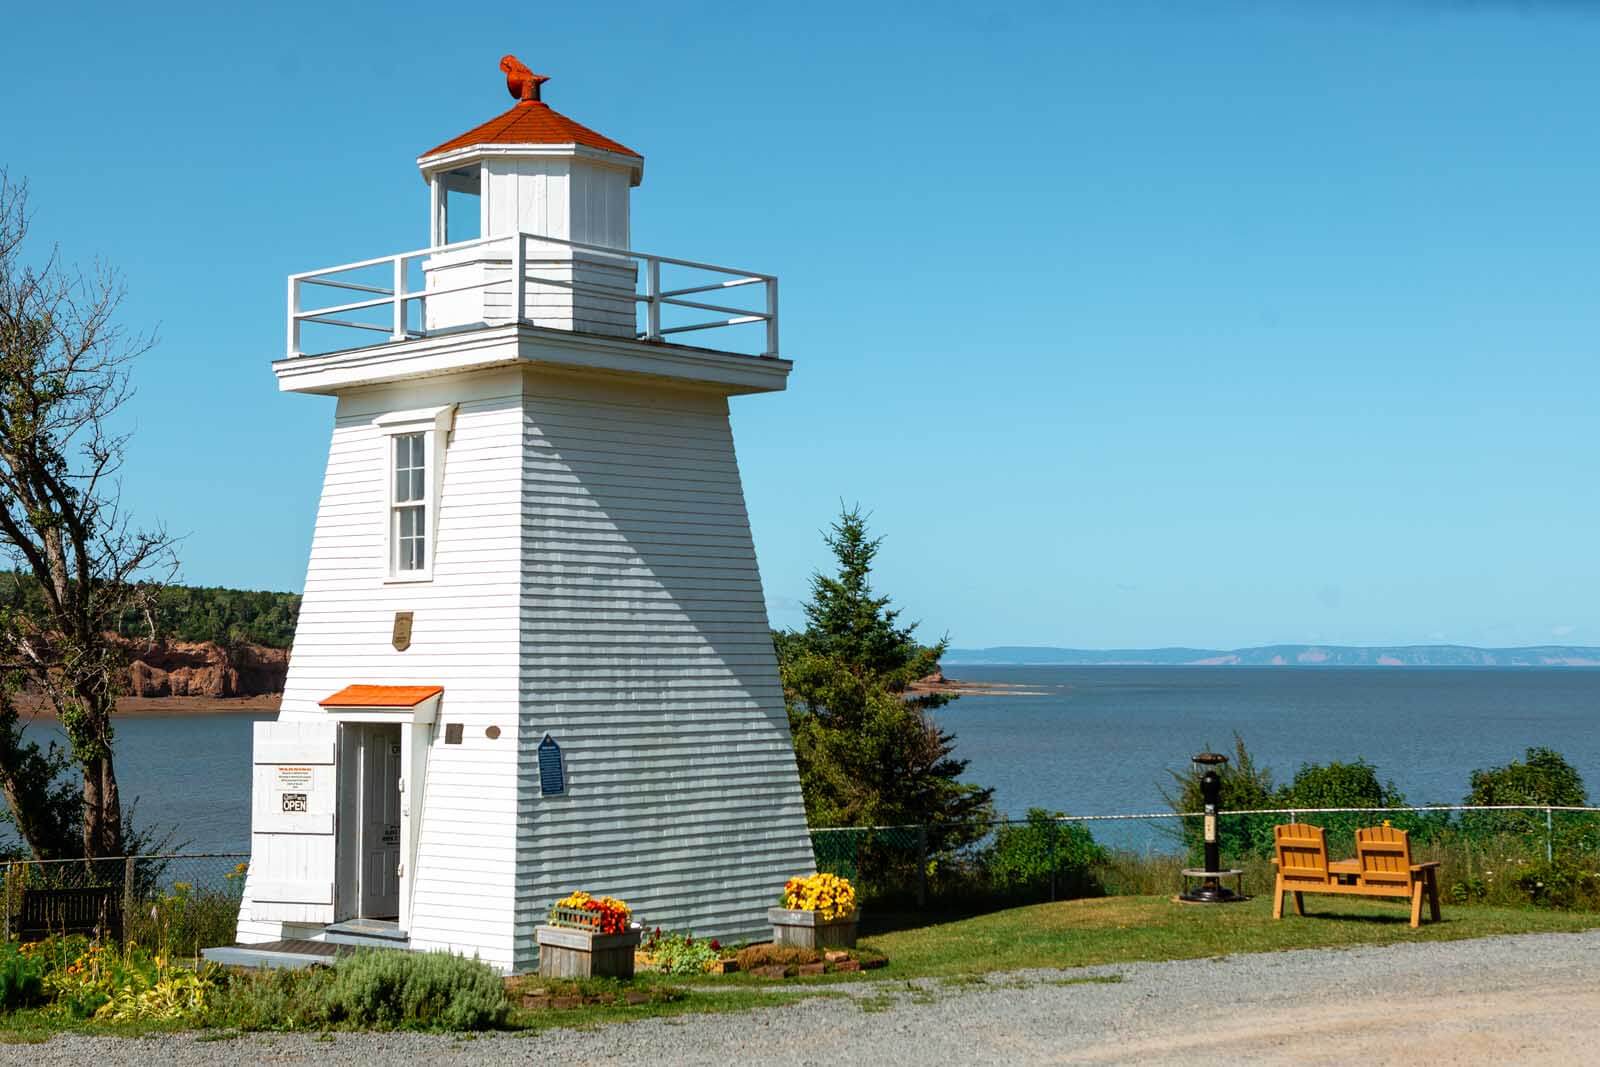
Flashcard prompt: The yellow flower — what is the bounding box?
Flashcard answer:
[781,873,857,921]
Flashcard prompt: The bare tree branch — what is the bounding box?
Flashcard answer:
[0,168,175,859]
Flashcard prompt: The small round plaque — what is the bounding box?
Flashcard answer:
[485,725,501,740]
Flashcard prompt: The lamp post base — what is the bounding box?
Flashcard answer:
[1178,868,1249,903]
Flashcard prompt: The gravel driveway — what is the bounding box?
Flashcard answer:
[13,929,1600,1065]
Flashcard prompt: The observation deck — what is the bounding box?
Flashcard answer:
[286,231,777,359]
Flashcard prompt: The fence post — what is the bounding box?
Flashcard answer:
[916,826,928,910]
[1546,807,1554,864]
[2,861,9,941]
[1049,823,1058,903]
[123,855,137,929]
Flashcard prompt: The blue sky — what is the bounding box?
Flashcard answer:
[4,1,1599,650]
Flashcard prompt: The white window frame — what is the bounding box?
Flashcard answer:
[374,405,456,583]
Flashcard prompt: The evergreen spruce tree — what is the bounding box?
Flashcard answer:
[776,506,994,845]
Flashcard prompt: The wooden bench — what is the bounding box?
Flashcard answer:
[15,885,123,940]
[1272,823,1441,928]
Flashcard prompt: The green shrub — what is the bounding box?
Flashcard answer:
[1463,747,1589,840]
[211,951,509,1032]
[1468,747,1587,808]
[323,950,508,1030]
[207,965,337,1031]
[0,941,45,1010]
[1166,735,1278,860]
[641,930,720,975]
[1513,857,1600,911]
[986,809,1107,897]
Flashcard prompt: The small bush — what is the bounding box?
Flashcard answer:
[641,930,721,975]
[1463,747,1589,839]
[735,945,820,971]
[0,941,45,1011]
[1166,735,1278,860]
[323,950,508,1030]
[207,965,337,1031]
[1514,858,1600,911]
[211,951,509,1032]
[986,809,1107,897]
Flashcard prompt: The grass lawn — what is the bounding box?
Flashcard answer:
[856,894,1600,978]
[4,896,1595,1040]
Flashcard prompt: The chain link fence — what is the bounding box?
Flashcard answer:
[4,804,1598,951]
[0,852,248,956]
[810,805,1600,918]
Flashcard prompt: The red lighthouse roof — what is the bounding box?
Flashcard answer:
[421,100,640,160]
[419,56,639,163]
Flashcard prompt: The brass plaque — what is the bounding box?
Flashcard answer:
[392,611,414,651]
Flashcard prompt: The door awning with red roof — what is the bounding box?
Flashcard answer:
[318,685,444,723]
[320,684,443,708]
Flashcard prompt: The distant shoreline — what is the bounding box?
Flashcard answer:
[943,662,1600,669]
[17,694,281,719]
[945,643,1600,668]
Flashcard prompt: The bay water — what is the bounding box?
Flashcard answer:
[18,667,1600,854]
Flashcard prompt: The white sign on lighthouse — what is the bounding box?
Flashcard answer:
[225,55,813,973]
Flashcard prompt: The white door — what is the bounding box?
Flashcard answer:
[248,721,338,923]
[360,725,403,918]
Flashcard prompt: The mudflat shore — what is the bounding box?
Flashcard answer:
[907,675,1046,697]
[15,694,281,719]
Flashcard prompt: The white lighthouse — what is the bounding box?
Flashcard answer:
[219,57,813,973]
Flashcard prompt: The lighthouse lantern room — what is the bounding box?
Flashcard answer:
[214,57,812,973]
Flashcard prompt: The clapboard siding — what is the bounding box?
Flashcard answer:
[244,360,809,974]
[251,370,526,971]
[512,371,812,972]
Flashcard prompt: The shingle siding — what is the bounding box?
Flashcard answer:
[512,372,812,972]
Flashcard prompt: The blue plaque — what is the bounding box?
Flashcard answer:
[538,734,565,796]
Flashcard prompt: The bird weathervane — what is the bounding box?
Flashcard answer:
[500,55,550,102]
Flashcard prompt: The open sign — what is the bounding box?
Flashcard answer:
[281,793,308,813]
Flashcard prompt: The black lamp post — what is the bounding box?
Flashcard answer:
[1178,750,1245,903]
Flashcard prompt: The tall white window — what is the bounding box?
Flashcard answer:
[392,433,427,572]
[375,405,454,583]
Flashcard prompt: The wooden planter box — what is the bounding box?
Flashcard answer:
[768,907,860,949]
[536,924,641,979]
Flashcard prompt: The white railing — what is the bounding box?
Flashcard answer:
[286,232,779,360]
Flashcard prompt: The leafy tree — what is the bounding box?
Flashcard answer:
[2,573,301,650]
[1275,759,1419,856]
[1463,747,1587,840]
[777,506,993,850]
[1466,747,1587,809]
[1280,759,1404,810]
[987,808,1106,898]
[1165,734,1277,860]
[0,172,176,858]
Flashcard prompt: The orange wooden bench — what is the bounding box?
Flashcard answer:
[1272,822,1441,928]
